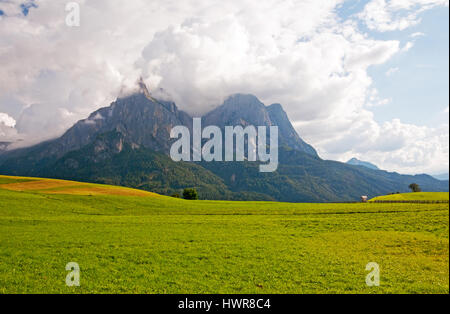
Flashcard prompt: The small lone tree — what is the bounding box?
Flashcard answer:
[183,188,199,200]
[409,183,422,193]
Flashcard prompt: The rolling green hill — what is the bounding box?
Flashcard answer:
[1,131,447,202]
[371,192,449,202]
[0,175,448,294]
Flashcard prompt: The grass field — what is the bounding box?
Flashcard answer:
[0,175,448,294]
[370,192,449,202]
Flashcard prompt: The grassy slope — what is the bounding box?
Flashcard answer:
[0,175,448,294]
[371,192,449,202]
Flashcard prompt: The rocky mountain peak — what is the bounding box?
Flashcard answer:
[223,94,265,109]
[347,158,380,170]
[267,103,283,111]
[137,77,153,100]
[204,94,271,129]
[0,89,318,170]
[203,94,318,157]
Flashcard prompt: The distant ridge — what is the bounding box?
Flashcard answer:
[433,173,449,181]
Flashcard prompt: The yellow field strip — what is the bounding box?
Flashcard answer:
[0,175,161,198]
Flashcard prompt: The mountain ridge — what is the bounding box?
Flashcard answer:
[433,173,450,181]
[0,89,447,202]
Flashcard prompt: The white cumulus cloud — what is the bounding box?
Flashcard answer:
[359,0,449,32]
[0,0,448,174]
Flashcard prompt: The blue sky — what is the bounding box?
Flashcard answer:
[370,7,449,127]
[339,2,449,128]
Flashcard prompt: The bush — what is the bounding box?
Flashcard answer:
[183,188,199,200]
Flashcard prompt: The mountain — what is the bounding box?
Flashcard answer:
[0,88,448,202]
[0,86,192,174]
[433,173,449,181]
[203,94,318,156]
[347,158,380,170]
[347,158,449,183]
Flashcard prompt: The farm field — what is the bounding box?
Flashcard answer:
[370,192,449,202]
[0,175,448,294]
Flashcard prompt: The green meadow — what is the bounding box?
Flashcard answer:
[0,175,448,294]
[371,192,449,202]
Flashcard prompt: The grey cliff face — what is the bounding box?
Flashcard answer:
[43,91,193,159]
[0,89,318,170]
[203,94,318,157]
[267,103,318,156]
